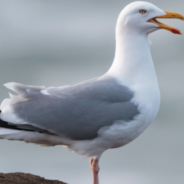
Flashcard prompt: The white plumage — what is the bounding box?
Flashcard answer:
[0,2,183,184]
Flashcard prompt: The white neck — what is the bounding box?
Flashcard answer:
[106,28,157,87]
[106,25,161,119]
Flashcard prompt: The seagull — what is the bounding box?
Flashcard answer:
[0,1,183,184]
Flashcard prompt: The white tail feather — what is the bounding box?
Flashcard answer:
[0,98,11,110]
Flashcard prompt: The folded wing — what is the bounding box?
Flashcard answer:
[0,76,139,140]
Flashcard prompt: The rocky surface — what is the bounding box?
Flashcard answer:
[0,173,67,184]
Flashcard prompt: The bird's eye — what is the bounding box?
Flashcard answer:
[139,9,147,14]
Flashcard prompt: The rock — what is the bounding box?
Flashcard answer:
[0,173,67,184]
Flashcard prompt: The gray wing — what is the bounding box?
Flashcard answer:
[2,76,139,140]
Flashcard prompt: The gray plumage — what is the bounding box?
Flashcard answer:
[7,76,140,140]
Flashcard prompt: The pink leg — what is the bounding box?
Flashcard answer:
[90,158,100,184]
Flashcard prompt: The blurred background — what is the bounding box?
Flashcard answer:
[0,0,183,184]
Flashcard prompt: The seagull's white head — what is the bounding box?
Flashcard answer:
[117,1,184,35]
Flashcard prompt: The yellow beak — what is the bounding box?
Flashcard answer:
[148,11,184,35]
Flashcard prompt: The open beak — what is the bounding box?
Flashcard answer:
[148,11,184,35]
